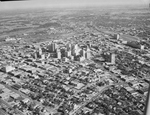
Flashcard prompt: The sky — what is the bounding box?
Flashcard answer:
[0,0,149,11]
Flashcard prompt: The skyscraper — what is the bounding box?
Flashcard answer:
[67,44,72,51]
[52,43,56,52]
[66,50,72,57]
[86,47,91,59]
[80,49,86,58]
[57,49,61,59]
[74,44,81,56]
[114,34,120,40]
[79,49,86,61]
[34,52,37,59]
[41,54,45,60]
[86,41,91,48]
[61,49,66,58]
[70,56,74,61]
[111,53,115,64]
[48,42,56,52]
[38,47,42,55]
[79,56,86,62]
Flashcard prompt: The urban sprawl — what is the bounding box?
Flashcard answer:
[0,6,150,115]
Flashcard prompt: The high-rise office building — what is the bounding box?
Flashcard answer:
[79,56,86,62]
[86,41,91,48]
[103,52,116,64]
[111,53,115,64]
[140,45,144,50]
[51,43,55,52]
[70,56,74,61]
[74,44,81,56]
[34,52,37,59]
[57,49,61,59]
[38,47,42,55]
[36,51,41,58]
[47,53,50,59]
[66,50,72,57]
[48,42,56,52]
[41,54,45,60]
[114,34,120,40]
[80,49,86,60]
[74,44,79,50]
[86,47,91,59]
[62,57,69,62]
[67,44,72,51]
[81,49,86,56]
[60,49,66,58]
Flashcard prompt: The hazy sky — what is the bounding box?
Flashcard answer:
[0,0,149,11]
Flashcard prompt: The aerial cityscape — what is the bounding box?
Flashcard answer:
[0,1,150,115]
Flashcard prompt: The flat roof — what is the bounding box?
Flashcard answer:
[120,34,140,42]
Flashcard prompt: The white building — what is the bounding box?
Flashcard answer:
[57,49,61,59]
[2,66,15,73]
[111,53,115,64]
[86,47,91,59]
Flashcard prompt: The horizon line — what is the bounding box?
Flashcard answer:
[0,3,148,12]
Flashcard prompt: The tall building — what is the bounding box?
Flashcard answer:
[38,47,42,55]
[140,45,144,50]
[70,56,74,61]
[67,44,72,51]
[48,42,56,52]
[51,43,56,52]
[86,41,91,48]
[41,54,45,60]
[34,52,37,59]
[80,49,86,61]
[47,53,50,59]
[57,49,61,59]
[74,44,81,56]
[86,47,91,59]
[111,53,115,64]
[66,44,72,57]
[80,49,86,58]
[103,52,115,64]
[61,49,66,58]
[79,56,86,62]
[62,57,69,62]
[74,55,81,61]
[114,34,120,40]
[66,50,72,57]
[70,44,76,56]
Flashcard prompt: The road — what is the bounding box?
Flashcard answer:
[0,108,7,115]
[1,46,147,115]
[0,98,24,115]
[0,82,53,114]
[0,110,6,115]
[70,85,114,115]
[70,79,139,115]
[67,62,132,115]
